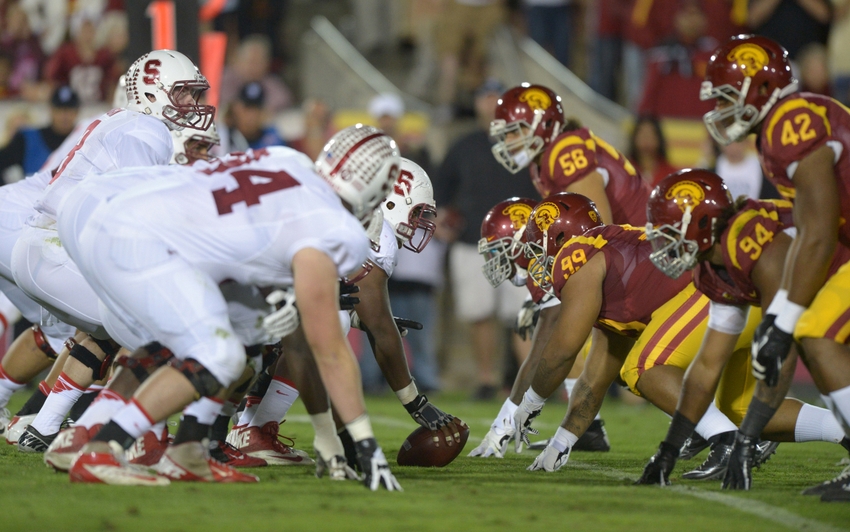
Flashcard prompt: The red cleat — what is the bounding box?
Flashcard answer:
[126,426,170,466]
[155,440,259,483]
[226,422,313,466]
[44,424,102,472]
[69,441,169,485]
[211,440,267,468]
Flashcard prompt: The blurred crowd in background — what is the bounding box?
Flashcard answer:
[0,0,836,400]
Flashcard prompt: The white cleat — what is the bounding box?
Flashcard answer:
[69,441,170,486]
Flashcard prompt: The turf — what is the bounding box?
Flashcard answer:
[1,392,848,532]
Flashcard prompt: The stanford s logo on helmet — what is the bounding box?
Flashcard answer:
[491,83,565,174]
[646,169,732,279]
[381,158,437,253]
[701,35,797,145]
[479,197,538,288]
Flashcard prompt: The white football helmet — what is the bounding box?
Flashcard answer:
[381,158,436,253]
[315,124,400,223]
[170,122,220,165]
[124,49,215,131]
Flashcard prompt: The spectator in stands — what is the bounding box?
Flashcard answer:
[1,1,43,98]
[368,92,432,174]
[713,140,764,200]
[637,0,716,119]
[433,78,537,400]
[0,85,78,181]
[221,81,286,153]
[219,35,292,115]
[524,0,574,68]
[433,0,505,123]
[43,8,117,103]
[798,42,831,96]
[628,116,678,186]
[19,0,67,57]
[95,9,129,80]
[748,0,831,59]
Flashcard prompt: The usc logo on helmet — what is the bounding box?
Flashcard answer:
[533,202,560,232]
[518,88,552,111]
[665,181,706,213]
[502,203,533,230]
[726,43,769,77]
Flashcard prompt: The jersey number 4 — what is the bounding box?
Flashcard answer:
[739,222,775,260]
[212,170,300,215]
[780,114,817,146]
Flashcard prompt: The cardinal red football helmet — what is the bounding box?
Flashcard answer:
[646,168,733,279]
[701,35,797,145]
[479,197,537,287]
[525,193,603,293]
[490,84,565,174]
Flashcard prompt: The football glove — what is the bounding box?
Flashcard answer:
[350,313,423,337]
[262,288,299,339]
[337,428,360,473]
[751,314,793,387]
[468,401,516,458]
[315,453,360,481]
[721,432,756,491]
[635,441,678,486]
[403,394,454,432]
[515,299,541,341]
[355,437,402,491]
[527,442,571,472]
[339,281,360,311]
[513,393,544,453]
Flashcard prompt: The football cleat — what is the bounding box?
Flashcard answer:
[154,440,259,483]
[315,453,360,481]
[209,440,267,468]
[0,407,9,437]
[17,425,56,453]
[5,414,36,445]
[573,419,611,452]
[802,465,850,496]
[44,424,101,472]
[126,426,171,466]
[70,441,169,486]
[754,440,779,467]
[679,433,711,460]
[682,442,733,480]
[226,422,313,466]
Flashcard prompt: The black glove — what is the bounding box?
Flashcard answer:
[394,317,423,337]
[635,441,679,486]
[721,432,757,490]
[751,314,793,387]
[515,299,541,341]
[339,281,360,310]
[354,437,402,491]
[403,394,454,431]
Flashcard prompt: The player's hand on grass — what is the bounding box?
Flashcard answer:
[513,392,544,453]
[468,428,512,458]
[527,443,570,472]
[355,438,402,491]
[263,288,299,338]
[315,453,361,481]
[751,314,793,387]
[722,432,755,491]
[635,441,678,486]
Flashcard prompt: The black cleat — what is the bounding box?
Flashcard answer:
[802,466,850,496]
[682,442,732,480]
[679,433,711,460]
[754,440,779,467]
[573,419,611,452]
[821,483,850,502]
[17,425,57,453]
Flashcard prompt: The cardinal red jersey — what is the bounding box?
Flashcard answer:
[552,224,691,336]
[759,92,850,247]
[526,274,549,304]
[534,128,651,226]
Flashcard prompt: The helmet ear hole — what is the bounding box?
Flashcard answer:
[555,232,566,248]
[145,93,157,103]
[386,201,396,210]
[698,215,709,229]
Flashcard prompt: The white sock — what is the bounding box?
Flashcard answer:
[828,386,850,437]
[113,399,155,440]
[248,377,299,428]
[75,389,127,429]
[694,401,738,440]
[346,414,374,441]
[794,403,846,443]
[182,397,223,425]
[551,426,579,453]
[31,372,85,434]
[0,364,24,408]
[311,410,345,459]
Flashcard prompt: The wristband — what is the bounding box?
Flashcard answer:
[525,388,546,409]
[395,380,419,405]
[765,289,788,316]
[775,299,805,334]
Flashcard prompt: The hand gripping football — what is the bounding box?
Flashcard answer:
[396,418,470,467]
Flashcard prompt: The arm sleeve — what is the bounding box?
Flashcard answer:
[707,301,749,335]
[115,126,173,167]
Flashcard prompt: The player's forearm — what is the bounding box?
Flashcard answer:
[371,333,413,394]
[530,347,578,398]
[784,228,834,308]
[510,307,558,404]
[753,348,798,409]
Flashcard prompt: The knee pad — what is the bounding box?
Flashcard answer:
[115,342,174,383]
[69,340,112,381]
[88,335,121,358]
[31,326,58,360]
[171,358,224,398]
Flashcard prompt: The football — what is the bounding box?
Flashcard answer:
[396,419,470,467]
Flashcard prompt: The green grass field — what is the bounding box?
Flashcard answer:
[1,391,848,532]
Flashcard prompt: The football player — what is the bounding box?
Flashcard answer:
[699,34,850,500]
[490,83,651,226]
[636,169,850,488]
[60,130,403,490]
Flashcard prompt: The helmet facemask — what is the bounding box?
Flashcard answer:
[490,118,545,174]
[479,226,526,288]
[646,208,700,279]
[161,80,215,131]
[525,234,554,296]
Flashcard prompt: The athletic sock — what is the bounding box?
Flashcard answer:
[0,364,25,408]
[248,377,298,428]
[694,401,738,440]
[794,403,846,443]
[312,410,345,459]
[94,399,154,449]
[236,371,273,426]
[75,389,127,429]
[828,386,850,438]
[346,414,374,442]
[30,372,85,435]
[211,400,238,443]
[68,385,102,422]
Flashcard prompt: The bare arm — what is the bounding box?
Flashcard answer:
[509,304,560,404]
[566,170,614,224]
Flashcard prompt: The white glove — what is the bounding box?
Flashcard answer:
[356,438,402,491]
[262,289,299,339]
[315,453,360,481]
[527,442,571,472]
[468,399,517,458]
[513,391,545,453]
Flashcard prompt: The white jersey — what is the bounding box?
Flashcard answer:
[368,220,399,278]
[33,109,172,224]
[67,147,369,287]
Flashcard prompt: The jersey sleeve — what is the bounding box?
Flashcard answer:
[287,213,371,279]
[551,234,605,299]
[367,220,399,277]
[762,97,832,173]
[543,132,600,191]
[723,206,783,282]
[113,119,173,167]
[707,301,749,335]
